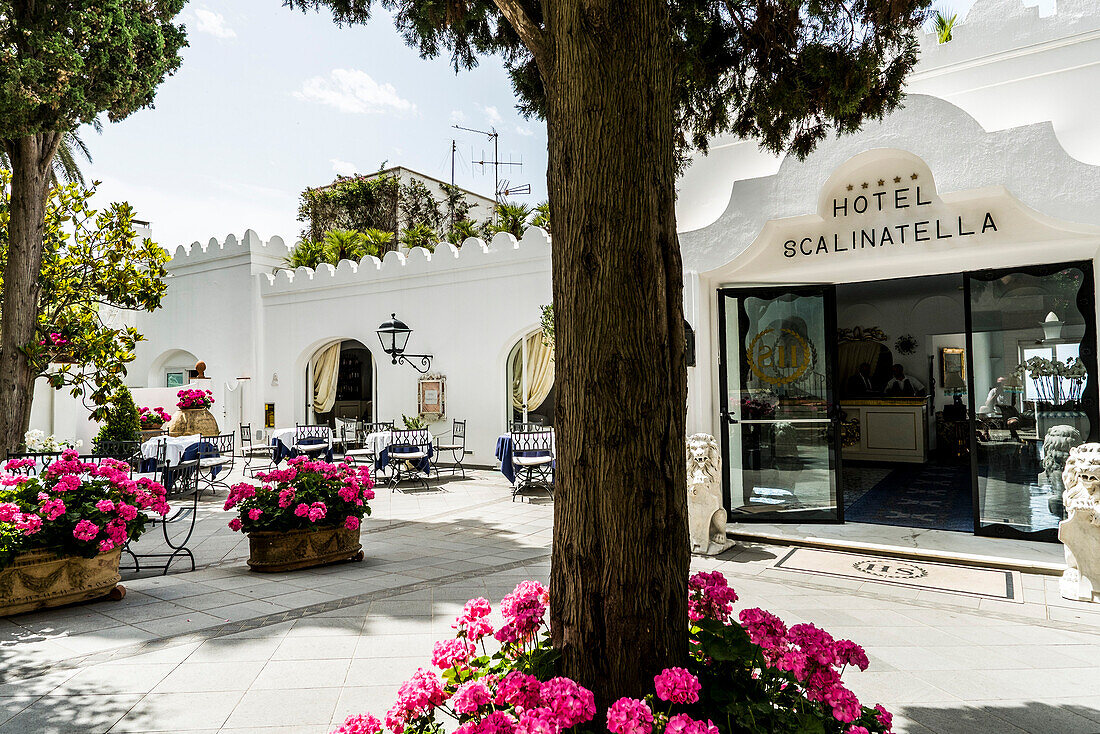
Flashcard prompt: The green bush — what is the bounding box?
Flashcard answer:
[94,386,142,451]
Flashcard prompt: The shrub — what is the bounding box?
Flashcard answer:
[332,571,894,734]
[224,456,375,534]
[0,451,169,568]
[94,386,142,451]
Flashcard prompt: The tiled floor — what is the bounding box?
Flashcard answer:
[2,464,1100,733]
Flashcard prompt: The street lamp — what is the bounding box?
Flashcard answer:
[377,313,433,373]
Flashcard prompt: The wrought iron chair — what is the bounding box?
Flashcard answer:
[341,419,376,466]
[133,439,168,484]
[335,417,363,452]
[120,459,200,575]
[510,421,545,433]
[344,422,395,471]
[434,419,467,479]
[385,429,432,492]
[294,424,330,458]
[195,433,235,494]
[510,429,554,500]
[4,451,63,475]
[239,423,275,477]
[97,440,143,470]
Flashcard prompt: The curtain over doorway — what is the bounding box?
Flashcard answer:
[311,342,342,414]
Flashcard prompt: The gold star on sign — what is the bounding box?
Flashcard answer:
[861,182,869,189]
[846,184,853,191]
[910,172,919,180]
[893,176,902,184]
[877,179,885,187]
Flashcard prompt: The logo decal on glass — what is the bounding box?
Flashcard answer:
[746,328,812,386]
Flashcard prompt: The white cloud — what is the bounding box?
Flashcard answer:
[450,110,466,124]
[295,69,416,116]
[481,105,503,126]
[191,7,237,39]
[331,158,357,176]
[515,125,534,137]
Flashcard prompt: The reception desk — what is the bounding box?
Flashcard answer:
[840,398,929,463]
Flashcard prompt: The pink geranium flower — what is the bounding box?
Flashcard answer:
[653,667,701,704]
[606,698,652,734]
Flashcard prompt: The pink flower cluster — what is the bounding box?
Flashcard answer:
[687,571,738,623]
[176,388,214,409]
[333,714,382,734]
[653,668,700,704]
[38,332,70,347]
[495,580,548,645]
[0,449,169,558]
[431,638,475,670]
[138,406,172,428]
[738,608,872,724]
[606,698,654,734]
[453,597,494,641]
[226,456,375,533]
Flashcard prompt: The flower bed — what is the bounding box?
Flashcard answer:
[332,571,892,734]
[225,456,376,571]
[176,388,214,410]
[138,406,172,430]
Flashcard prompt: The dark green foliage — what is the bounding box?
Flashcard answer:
[94,386,142,451]
[298,174,401,244]
[284,0,929,163]
[0,1,187,137]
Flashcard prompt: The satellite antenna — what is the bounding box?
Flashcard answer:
[453,124,524,224]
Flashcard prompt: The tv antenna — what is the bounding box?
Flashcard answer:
[452,124,525,223]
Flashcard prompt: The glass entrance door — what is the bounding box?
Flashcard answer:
[718,286,842,521]
[966,261,1098,541]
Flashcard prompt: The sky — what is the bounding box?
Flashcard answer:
[81,2,549,249]
[79,0,1058,251]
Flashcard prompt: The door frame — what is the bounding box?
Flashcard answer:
[965,258,1098,542]
[716,284,843,523]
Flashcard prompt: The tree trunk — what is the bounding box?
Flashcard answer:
[0,133,59,455]
[545,0,689,708]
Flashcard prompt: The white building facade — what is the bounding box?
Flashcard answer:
[33,0,1100,545]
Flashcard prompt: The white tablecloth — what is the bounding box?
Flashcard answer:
[363,431,392,456]
[270,426,333,449]
[140,434,202,466]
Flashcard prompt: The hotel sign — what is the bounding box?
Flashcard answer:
[782,170,999,259]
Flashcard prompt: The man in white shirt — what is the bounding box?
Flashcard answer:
[884,363,925,397]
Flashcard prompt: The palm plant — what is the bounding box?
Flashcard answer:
[321,229,369,263]
[490,202,533,239]
[932,8,956,43]
[531,201,551,234]
[445,219,480,246]
[361,227,394,256]
[399,223,438,252]
[285,239,324,268]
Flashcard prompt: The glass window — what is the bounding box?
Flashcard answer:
[166,371,185,388]
[970,263,1093,538]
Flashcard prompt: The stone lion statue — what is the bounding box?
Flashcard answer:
[1058,443,1100,602]
[1043,425,1082,517]
[686,433,732,556]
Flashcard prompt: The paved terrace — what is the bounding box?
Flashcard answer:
[2,466,1100,734]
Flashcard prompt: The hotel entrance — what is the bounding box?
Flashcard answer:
[718,261,1098,542]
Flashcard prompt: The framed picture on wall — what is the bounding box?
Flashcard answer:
[418,377,445,419]
[941,347,966,383]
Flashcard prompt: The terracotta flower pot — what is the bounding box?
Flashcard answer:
[140,428,166,442]
[167,408,220,437]
[0,548,125,617]
[246,526,363,572]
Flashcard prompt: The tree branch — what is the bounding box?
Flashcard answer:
[491,0,547,68]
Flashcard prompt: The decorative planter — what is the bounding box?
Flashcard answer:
[140,428,166,442]
[167,408,220,437]
[0,547,125,617]
[246,526,363,572]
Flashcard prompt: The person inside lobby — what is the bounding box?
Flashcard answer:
[884,363,926,397]
[846,362,878,397]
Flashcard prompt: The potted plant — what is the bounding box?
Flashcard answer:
[23,429,81,454]
[0,450,170,616]
[224,456,375,572]
[138,406,173,441]
[93,387,143,455]
[166,388,219,437]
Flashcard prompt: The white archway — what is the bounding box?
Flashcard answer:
[147,348,200,388]
[299,338,377,427]
[505,328,556,427]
